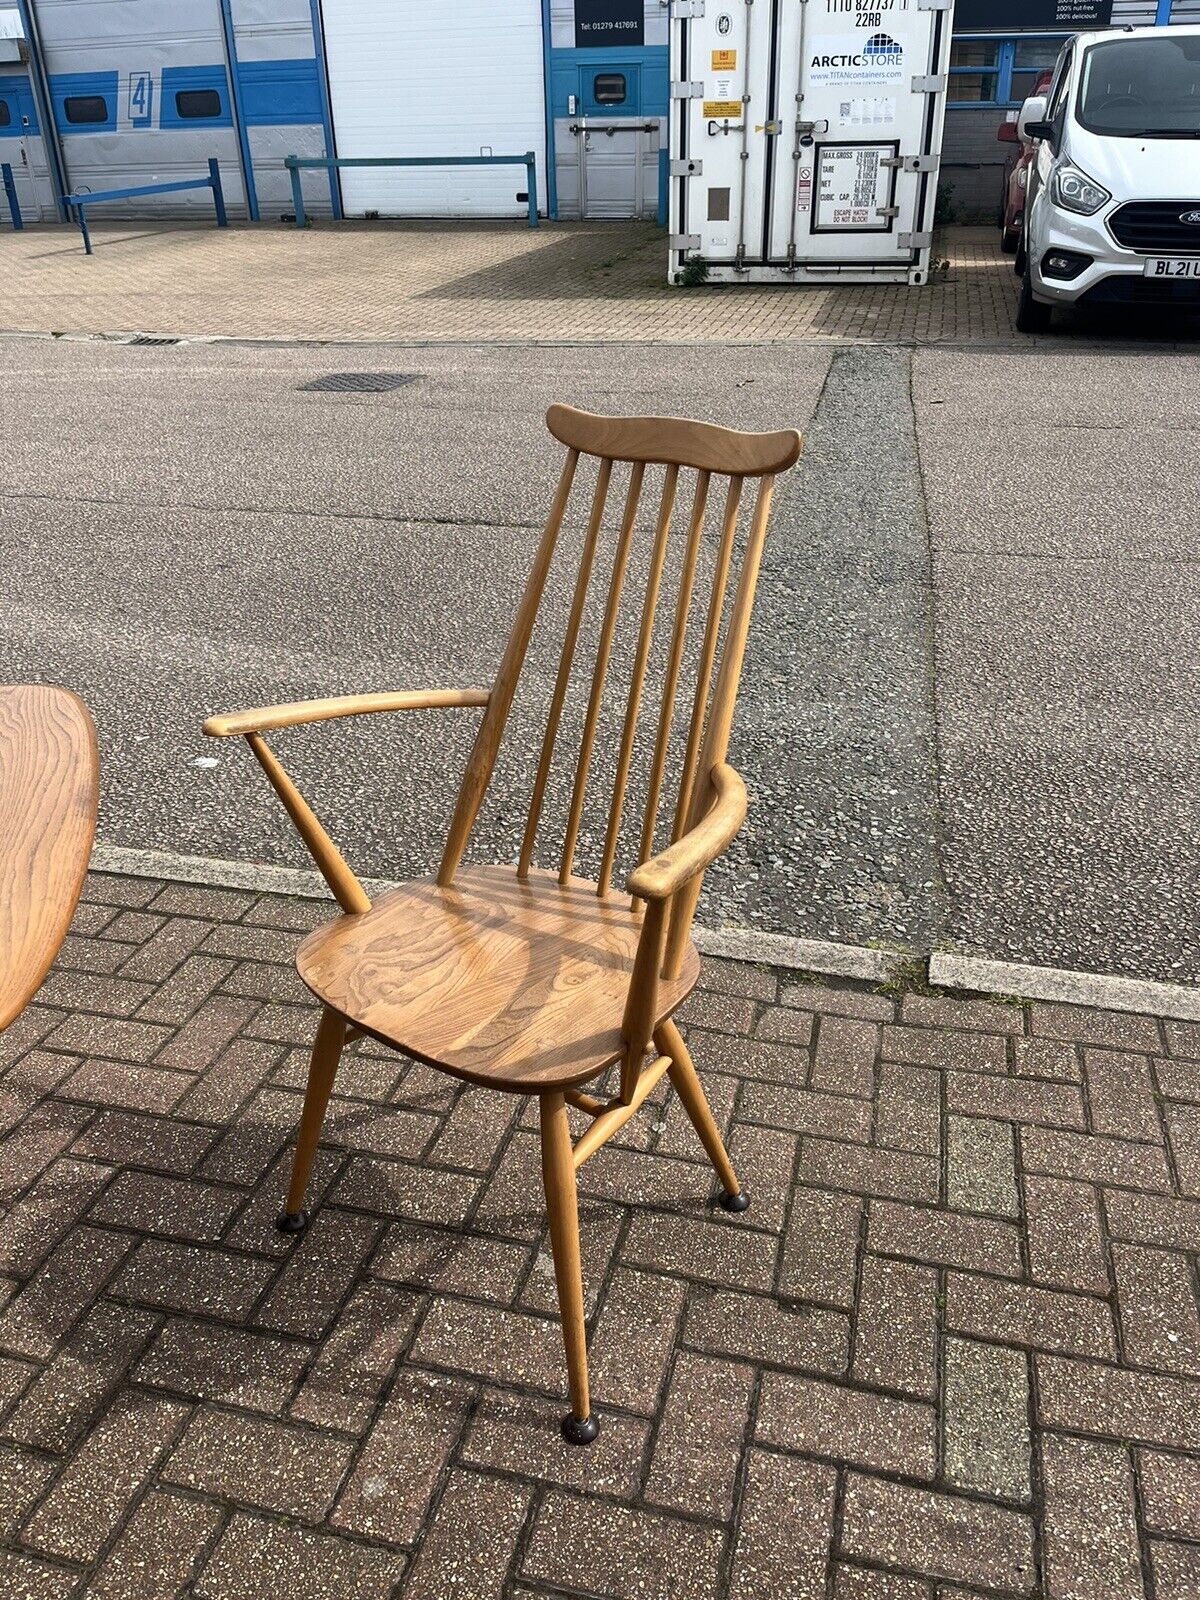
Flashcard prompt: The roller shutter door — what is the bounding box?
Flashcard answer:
[320,0,546,217]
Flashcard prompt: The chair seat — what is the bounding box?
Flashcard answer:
[295,864,701,1092]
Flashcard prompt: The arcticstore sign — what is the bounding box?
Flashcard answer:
[576,0,644,48]
[953,0,1113,26]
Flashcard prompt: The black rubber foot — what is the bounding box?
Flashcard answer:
[718,1189,751,1214]
[276,1209,309,1235]
[560,1412,600,1446]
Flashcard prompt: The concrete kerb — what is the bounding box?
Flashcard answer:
[930,951,1200,1026]
[91,842,896,983]
[7,328,1198,357]
[90,842,1200,1018]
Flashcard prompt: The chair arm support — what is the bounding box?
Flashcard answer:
[203,688,490,739]
[626,763,748,903]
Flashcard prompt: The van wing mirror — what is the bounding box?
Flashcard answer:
[1017,94,1050,143]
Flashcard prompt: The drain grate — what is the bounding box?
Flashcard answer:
[299,372,418,394]
[129,335,180,346]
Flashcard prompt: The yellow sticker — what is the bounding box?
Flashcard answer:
[711,49,737,70]
[703,100,741,119]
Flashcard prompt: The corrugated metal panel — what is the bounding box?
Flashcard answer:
[1170,0,1200,19]
[321,0,546,217]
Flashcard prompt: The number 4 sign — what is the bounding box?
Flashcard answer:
[128,70,153,127]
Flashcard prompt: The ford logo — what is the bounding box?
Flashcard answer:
[1181,210,1200,226]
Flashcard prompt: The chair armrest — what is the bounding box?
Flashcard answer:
[203,688,490,739]
[626,763,748,902]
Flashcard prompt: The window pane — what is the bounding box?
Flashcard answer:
[949,73,999,102]
[64,95,108,124]
[951,41,1000,69]
[0,101,11,128]
[175,89,222,119]
[593,73,626,105]
[1014,38,1065,69]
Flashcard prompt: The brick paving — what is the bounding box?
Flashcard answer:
[1,870,1198,1598]
[2,221,1017,344]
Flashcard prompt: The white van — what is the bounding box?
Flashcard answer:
[1015,24,1200,332]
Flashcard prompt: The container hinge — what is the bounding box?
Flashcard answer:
[877,206,901,219]
[911,74,946,94]
[899,230,933,249]
[670,233,702,251]
[673,0,705,15]
[671,80,704,99]
[670,158,702,177]
[904,153,940,173]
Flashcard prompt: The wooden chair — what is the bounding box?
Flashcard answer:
[1,685,98,1035]
[204,405,802,1443]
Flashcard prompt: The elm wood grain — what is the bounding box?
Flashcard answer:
[0,685,98,1033]
[208,406,802,1438]
[203,688,490,740]
[295,865,700,1092]
[546,403,802,476]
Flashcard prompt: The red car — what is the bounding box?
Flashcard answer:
[997,70,1053,254]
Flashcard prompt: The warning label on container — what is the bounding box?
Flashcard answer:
[813,144,892,230]
[839,96,896,127]
[796,164,814,213]
[809,31,905,88]
[703,100,742,119]
[711,49,737,71]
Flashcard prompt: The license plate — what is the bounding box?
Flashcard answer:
[1143,257,1200,279]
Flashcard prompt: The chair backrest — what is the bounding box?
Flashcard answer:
[438,404,801,972]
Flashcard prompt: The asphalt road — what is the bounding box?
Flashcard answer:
[2,333,1198,985]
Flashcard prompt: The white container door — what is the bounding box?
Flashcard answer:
[673,0,948,281]
[675,0,774,266]
[768,0,945,270]
[321,0,547,218]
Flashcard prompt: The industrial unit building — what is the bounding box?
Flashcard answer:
[0,1,1194,228]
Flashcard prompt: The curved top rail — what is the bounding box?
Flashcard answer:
[546,404,802,478]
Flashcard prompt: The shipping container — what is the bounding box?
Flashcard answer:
[667,0,953,284]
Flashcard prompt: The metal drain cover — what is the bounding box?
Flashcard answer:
[299,372,418,393]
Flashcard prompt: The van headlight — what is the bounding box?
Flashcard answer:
[1049,164,1111,216]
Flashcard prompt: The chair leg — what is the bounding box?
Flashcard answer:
[657,1017,750,1213]
[539,1091,598,1445]
[277,1005,346,1234]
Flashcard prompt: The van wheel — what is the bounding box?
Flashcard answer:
[1016,261,1052,333]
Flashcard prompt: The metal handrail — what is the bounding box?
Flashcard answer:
[1,163,22,230]
[568,122,659,135]
[283,152,539,230]
[62,157,227,255]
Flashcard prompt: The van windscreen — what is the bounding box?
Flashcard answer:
[1078,35,1200,137]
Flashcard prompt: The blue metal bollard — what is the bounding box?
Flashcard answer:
[526,153,538,229]
[208,159,228,228]
[1,163,23,230]
[287,158,308,229]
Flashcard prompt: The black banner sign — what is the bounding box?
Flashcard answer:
[954,0,1113,28]
[575,0,644,49]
